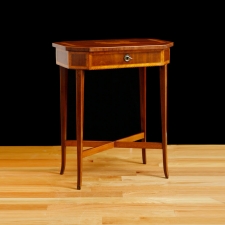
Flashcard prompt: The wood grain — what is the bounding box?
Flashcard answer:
[59,66,68,175]
[116,132,144,142]
[54,39,173,190]
[114,142,162,149]
[66,140,111,147]
[56,49,69,68]
[0,145,225,224]
[139,67,147,164]
[160,65,169,178]
[82,142,115,158]
[52,39,173,52]
[82,133,145,158]
[76,70,85,190]
[90,51,163,70]
[53,39,173,70]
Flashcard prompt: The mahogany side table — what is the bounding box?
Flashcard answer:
[52,39,174,189]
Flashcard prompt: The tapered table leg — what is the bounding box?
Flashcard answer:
[60,66,68,175]
[160,65,169,178]
[139,67,147,164]
[76,70,85,189]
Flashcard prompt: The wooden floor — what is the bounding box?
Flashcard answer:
[0,145,225,225]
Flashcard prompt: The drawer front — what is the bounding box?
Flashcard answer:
[89,50,169,69]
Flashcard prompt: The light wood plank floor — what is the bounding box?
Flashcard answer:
[0,145,225,225]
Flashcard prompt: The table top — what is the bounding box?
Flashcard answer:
[52,39,173,52]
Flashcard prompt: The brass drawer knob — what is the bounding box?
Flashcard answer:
[124,54,132,62]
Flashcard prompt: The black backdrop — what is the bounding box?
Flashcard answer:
[1,4,224,145]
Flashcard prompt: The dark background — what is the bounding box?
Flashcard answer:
[1,4,224,146]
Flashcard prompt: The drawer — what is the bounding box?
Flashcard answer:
[89,49,170,70]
